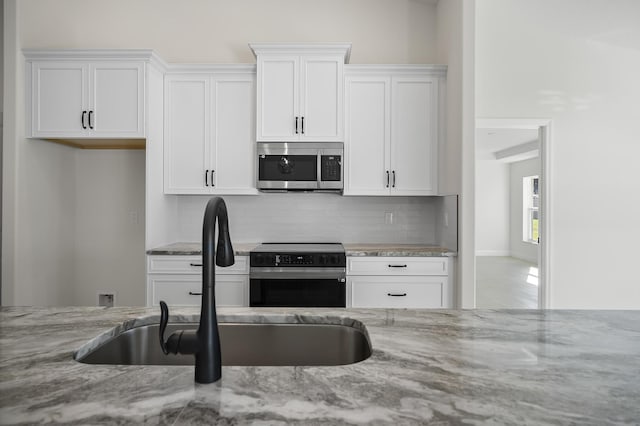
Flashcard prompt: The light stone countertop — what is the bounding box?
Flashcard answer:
[147,243,456,257]
[1,307,639,425]
[146,242,259,256]
[343,244,456,257]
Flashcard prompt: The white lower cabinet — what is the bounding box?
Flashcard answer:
[146,255,249,307]
[347,257,451,308]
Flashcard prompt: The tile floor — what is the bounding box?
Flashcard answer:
[476,256,538,309]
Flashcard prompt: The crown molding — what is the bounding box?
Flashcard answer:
[345,64,447,76]
[249,42,352,64]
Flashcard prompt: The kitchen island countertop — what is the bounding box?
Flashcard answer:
[1,307,639,424]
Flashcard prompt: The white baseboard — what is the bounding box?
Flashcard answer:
[476,250,511,257]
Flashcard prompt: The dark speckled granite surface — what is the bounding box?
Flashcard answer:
[1,307,639,425]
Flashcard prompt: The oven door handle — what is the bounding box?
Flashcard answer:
[250,267,346,280]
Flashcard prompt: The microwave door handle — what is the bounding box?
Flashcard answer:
[317,152,322,188]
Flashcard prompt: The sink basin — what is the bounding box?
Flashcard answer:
[75,322,372,366]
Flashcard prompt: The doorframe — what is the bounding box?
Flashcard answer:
[476,118,552,309]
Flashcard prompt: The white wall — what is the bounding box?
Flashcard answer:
[475,149,509,256]
[509,158,539,263]
[74,150,146,306]
[18,0,439,64]
[3,0,442,306]
[437,0,475,307]
[476,0,640,308]
[16,140,76,305]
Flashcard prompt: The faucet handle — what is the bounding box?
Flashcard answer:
[159,301,171,355]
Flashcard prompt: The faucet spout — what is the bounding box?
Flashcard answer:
[159,197,234,384]
[198,197,234,383]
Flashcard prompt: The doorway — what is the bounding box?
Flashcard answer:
[475,119,551,309]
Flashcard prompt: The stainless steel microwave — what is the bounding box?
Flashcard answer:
[257,142,343,192]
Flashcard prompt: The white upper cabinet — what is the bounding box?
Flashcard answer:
[163,68,257,195]
[344,65,446,196]
[25,50,151,139]
[250,43,351,142]
[164,74,211,193]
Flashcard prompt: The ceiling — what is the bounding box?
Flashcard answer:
[476,128,539,162]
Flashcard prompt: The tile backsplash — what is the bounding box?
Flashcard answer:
[174,193,445,244]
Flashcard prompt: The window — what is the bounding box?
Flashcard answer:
[523,175,539,244]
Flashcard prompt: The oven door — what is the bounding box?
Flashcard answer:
[249,268,346,307]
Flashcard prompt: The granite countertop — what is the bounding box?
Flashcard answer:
[147,243,456,257]
[1,307,639,425]
[343,244,456,257]
[146,242,259,256]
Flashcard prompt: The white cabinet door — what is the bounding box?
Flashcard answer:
[164,72,258,195]
[164,75,211,194]
[256,53,344,142]
[343,67,442,196]
[350,276,448,308]
[90,62,145,137]
[390,76,438,195]
[300,55,343,141]
[257,56,299,141]
[344,76,390,195]
[211,76,257,194]
[30,61,88,138]
[28,60,145,139]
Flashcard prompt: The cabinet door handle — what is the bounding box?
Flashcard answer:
[205,170,209,186]
[189,263,203,267]
[301,116,304,134]
[211,170,215,187]
[295,117,299,134]
[386,171,390,188]
[392,170,396,188]
[387,293,407,297]
[388,264,408,268]
[88,110,94,129]
[188,291,202,296]
[81,111,87,129]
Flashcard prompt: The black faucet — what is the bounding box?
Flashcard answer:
[159,197,234,384]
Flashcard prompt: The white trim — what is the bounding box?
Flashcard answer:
[475,117,552,310]
[165,64,256,74]
[248,42,352,63]
[345,64,447,77]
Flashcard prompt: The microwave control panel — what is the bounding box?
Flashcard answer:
[321,155,341,182]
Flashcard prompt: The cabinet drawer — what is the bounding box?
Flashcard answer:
[148,274,248,307]
[350,276,447,309]
[347,257,448,276]
[147,255,249,274]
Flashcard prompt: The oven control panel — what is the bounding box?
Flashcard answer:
[251,252,345,267]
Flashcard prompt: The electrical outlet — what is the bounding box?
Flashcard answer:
[98,293,115,308]
[129,211,139,225]
[444,212,449,227]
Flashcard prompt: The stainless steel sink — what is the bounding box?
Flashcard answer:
[75,322,372,366]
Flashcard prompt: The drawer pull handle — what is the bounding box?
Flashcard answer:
[387,293,407,297]
[189,263,203,267]
[388,264,407,268]
[188,291,202,296]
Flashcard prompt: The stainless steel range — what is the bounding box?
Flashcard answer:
[249,243,346,307]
